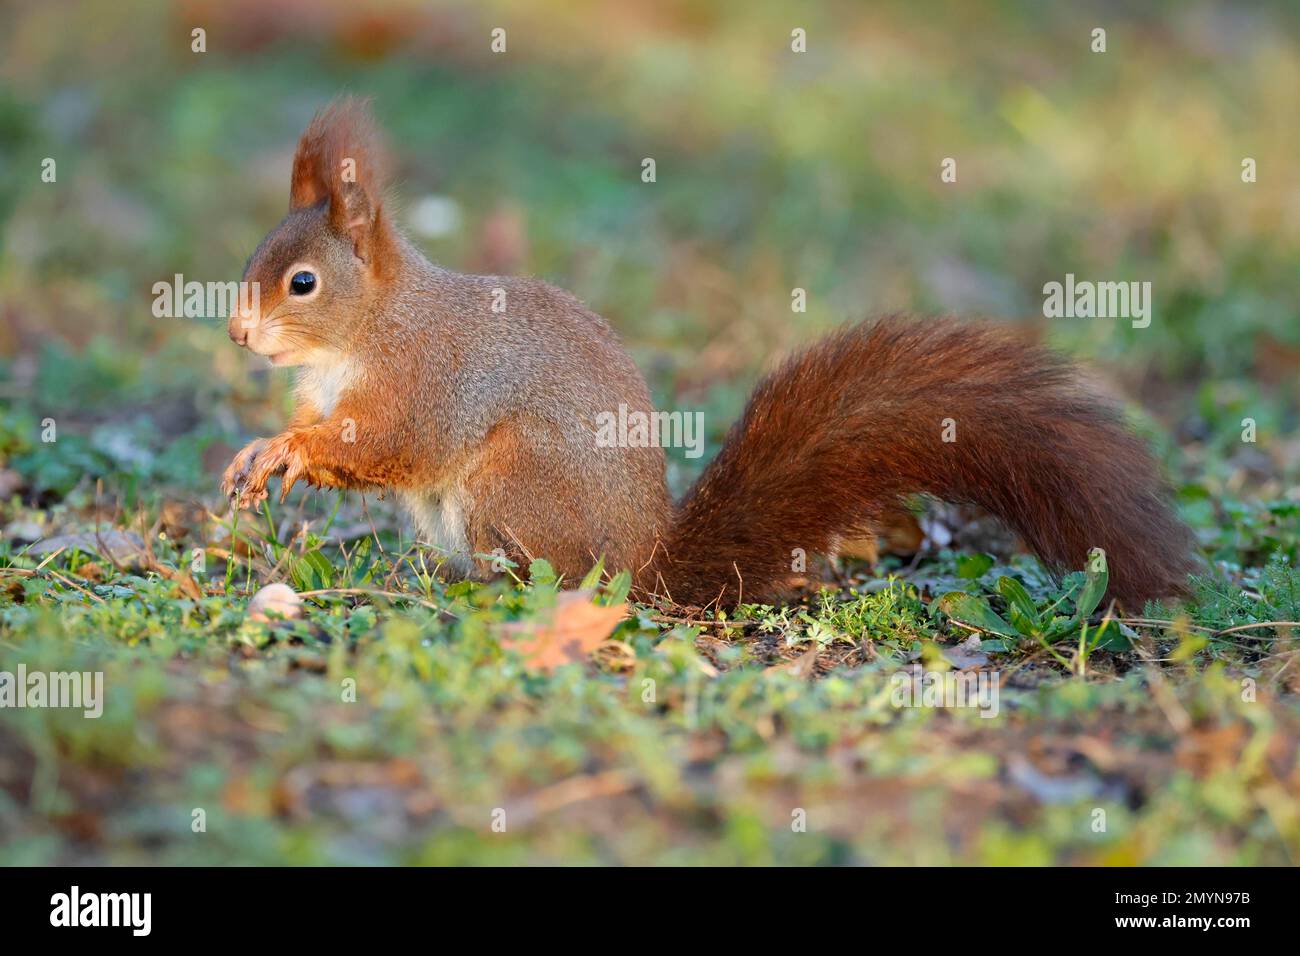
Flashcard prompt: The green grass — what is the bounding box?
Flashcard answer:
[0,484,1297,865]
[1,0,1298,865]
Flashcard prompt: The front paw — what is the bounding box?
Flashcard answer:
[242,433,310,504]
[222,438,269,506]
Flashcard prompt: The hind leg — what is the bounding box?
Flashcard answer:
[462,419,615,582]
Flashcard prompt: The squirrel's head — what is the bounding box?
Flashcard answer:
[229,97,397,367]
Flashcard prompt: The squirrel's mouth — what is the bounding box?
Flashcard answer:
[267,351,299,367]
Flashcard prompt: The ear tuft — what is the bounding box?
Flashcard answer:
[289,96,395,266]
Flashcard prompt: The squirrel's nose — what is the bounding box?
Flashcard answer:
[227,313,249,347]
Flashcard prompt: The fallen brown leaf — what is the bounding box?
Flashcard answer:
[500,590,627,672]
[775,641,822,680]
[944,633,991,670]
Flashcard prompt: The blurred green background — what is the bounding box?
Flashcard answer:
[1,0,1297,509]
[2,0,1300,867]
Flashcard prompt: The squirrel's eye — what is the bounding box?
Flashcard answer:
[289,271,317,295]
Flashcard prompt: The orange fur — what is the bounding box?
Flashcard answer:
[653,318,1197,608]
[225,99,1196,611]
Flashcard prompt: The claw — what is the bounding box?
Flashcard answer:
[280,454,307,502]
[221,438,269,505]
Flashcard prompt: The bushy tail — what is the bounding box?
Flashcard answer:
[654,317,1195,609]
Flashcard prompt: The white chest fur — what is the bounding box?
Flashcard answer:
[295,358,472,575]
[295,359,356,418]
[398,486,472,576]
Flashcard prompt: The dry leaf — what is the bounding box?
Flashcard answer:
[0,468,24,499]
[500,590,627,672]
[838,508,924,564]
[1006,754,1104,804]
[944,633,991,670]
[776,641,821,680]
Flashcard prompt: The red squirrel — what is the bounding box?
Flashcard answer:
[223,98,1195,609]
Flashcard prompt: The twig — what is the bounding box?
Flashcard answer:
[1118,616,1300,639]
[295,587,455,615]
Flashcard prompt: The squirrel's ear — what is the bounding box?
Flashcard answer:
[289,97,394,268]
